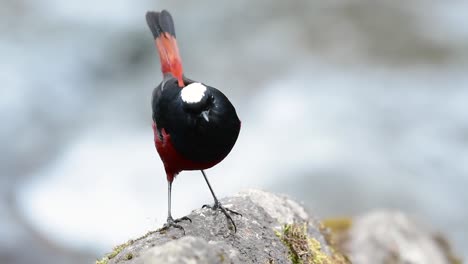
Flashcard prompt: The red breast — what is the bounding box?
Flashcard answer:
[152,122,220,181]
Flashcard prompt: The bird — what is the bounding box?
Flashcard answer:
[145,10,241,233]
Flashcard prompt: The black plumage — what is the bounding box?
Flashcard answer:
[152,76,241,163]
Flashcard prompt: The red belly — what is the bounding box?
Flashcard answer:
[152,122,220,181]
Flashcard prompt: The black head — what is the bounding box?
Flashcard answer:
[152,76,241,163]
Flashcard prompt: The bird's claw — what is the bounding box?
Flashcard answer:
[174,216,192,223]
[202,202,241,233]
[160,216,192,235]
[203,203,242,216]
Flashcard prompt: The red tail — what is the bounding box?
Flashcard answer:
[146,11,184,87]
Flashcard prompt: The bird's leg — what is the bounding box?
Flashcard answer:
[201,170,241,232]
[160,179,191,234]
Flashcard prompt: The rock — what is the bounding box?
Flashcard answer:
[326,210,462,264]
[97,191,460,264]
[97,189,349,264]
[140,236,237,264]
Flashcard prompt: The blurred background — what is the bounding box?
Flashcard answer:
[1,0,467,263]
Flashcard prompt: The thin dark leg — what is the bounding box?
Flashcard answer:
[167,179,172,220]
[160,180,191,234]
[201,170,241,232]
[201,170,220,204]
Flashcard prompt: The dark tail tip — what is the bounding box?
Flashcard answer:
[145,10,176,39]
[146,11,160,38]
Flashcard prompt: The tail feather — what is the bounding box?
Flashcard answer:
[145,11,161,38]
[146,10,176,39]
[146,10,184,87]
[158,10,176,37]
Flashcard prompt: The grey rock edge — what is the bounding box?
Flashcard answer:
[98,189,460,264]
[101,189,334,264]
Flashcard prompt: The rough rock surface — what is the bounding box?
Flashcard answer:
[98,189,345,264]
[98,191,461,264]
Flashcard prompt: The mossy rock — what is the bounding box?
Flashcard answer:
[276,223,350,264]
[95,192,460,264]
[96,240,134,264]
[95,190,350,264]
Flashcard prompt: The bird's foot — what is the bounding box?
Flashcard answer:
[159,216,192,235]
[202,202,242,233]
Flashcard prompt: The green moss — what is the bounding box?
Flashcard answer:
[275,223,350,264]
[96,240,134,264]
[320,217,354,263]
[322,218,352,233]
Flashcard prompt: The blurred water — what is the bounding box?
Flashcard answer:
[2,0,468,262]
